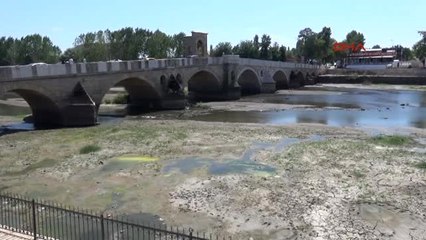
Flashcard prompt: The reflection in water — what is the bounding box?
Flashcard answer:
[188,88,426,129]
[1,86,426,130]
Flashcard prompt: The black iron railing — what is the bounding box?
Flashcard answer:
[0,193,227,240]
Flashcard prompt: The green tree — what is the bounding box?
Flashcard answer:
[372,44,381,49]
[270,42,280,61]
[345,30,365,46]
[296,28,317,61]
[145,30,171,59]
[260,34,271,59]
[279,45,287,61]
[0,37,18,65]
[402,47,414,61]
[316,27,334,63]
[253,35,260,58]
[16,34,61,64]
[233,40,257,58]
[211,42,233,57]
[413,39,426,60]
[171,32,186,57]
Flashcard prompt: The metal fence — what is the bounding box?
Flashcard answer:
[0,193,227,240]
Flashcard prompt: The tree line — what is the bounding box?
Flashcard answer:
[210,27,417,63]
[0,26,424,66]
[62,28,186,62]
[0,35,61,65]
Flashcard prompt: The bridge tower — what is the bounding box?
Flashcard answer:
[183,32,208,57]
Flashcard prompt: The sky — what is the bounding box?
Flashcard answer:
[1,0,425,52]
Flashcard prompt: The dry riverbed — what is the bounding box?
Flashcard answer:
[0,118,425,239]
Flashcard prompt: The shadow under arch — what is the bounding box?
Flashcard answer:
[289,71,305,88]
[187,70,222,101]
[273,70,289,90]
[100,77,162,115]
[305,73,311,85]
[237,68,261,95]
[10,89,64,127]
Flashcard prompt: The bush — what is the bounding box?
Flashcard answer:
[415,162,426,169]
[79,144,101,154]
[112,93,128,104]
[371,135,412,146]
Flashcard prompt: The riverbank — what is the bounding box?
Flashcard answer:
[318,68,426,85]
[0,84,425,239]
[0,118,425,239]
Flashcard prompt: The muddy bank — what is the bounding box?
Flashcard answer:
[0,84,426,239]
[0,118,425,239]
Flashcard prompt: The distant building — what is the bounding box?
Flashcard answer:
[183,32,208,57]
[345,48,397,70]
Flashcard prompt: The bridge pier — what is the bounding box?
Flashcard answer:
[260,82,276,93]
[62,104,97,126]
[126,94,186,114]
[188,86,241,102]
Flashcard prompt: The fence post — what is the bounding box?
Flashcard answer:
[189,228,193,240]
[100,214,105,240]
[31,199,37,240]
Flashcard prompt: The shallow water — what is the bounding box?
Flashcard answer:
[163,135,323,176]
[1,86,426,130]
[187,87,426,128]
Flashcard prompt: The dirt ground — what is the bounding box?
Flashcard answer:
[0,84,425,239]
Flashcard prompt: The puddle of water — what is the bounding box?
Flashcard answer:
[163,136,323,176]
[358,203,426,239]
[209,160,275,175]
[163,156,276,176]
[0,122,34,136]
[162,157,211,174]
[117,156,159,162]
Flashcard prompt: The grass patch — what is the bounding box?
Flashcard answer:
[370,135,412,146]
[104,93,128,104]
[352,169,366,179]
[79,144,101,154]
[111,93,128,104]
[415,162,426,169]
[408,85,426,91]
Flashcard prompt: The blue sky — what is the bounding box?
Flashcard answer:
[1,0,425,52]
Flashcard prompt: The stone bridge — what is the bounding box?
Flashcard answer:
[0,55,319,127]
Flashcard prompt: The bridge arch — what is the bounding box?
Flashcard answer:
[188,70,221,94]
[273,70,289,90]
[9,89,64,127]
[100,77,162,113]
[310,72,317,84]
[289,71,305,88]
[237,68,261,95]
[305,73,311,85]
